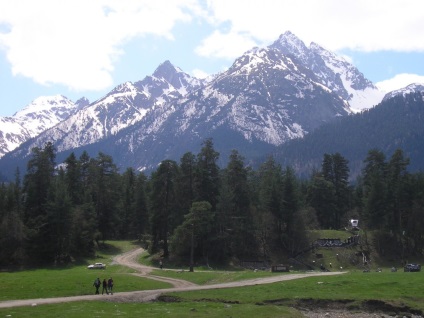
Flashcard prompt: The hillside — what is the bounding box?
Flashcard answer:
[294,229,409,273]
[275,91,424,178]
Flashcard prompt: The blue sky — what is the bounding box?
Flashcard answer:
[1,0,424,117]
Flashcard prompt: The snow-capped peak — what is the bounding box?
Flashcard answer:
[153,60,183,81]
[13,95,76,118]
[382,83,424,102]
[271,31,310,64]
[270,31,384,112]
[0,95,79,158]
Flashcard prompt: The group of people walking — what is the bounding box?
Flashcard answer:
[93,277,114,295]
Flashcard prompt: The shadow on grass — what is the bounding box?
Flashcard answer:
[96,242,123,256]
[96,240,143,256]
[1,240,144,272]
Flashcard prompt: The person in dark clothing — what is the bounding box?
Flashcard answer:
[102,278,108,295]
[107,277,114,295]
[93,278,100,294]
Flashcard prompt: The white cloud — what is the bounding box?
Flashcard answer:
[195,30,257,59]
[197,0,424,60]
[1,0,423,95]
[0,0,200,91]
[191,68,209,79]
[376,73,424,92]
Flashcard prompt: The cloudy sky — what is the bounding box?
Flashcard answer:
[1,0,424,117]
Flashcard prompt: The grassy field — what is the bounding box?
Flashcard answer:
[0,240,172,301]
[0,300,304,318]
[169,271,424,308]
[1,271,423,317]
[1,240,423,317]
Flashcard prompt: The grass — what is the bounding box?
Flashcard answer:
[0,266,171,300]
[168,271,424,308]
[1,271,423,317]
[1,239,424,317]
[310,229,354,240]
[150,268,286,285]
[0,300,304,318]
[0,240,172,301]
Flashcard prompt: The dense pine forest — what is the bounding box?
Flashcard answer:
[1,138,424,268]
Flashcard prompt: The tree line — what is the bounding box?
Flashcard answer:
[1,139,424,267]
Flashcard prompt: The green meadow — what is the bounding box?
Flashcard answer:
[0,240,172,301]
[0,241,423,317]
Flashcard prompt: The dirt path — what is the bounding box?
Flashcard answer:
[0,248,344,309]
[112,248,196,288]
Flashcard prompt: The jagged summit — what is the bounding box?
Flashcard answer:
[153,60,182,78]
[75,97,90,110]
[148,60,201,94]
[271,31,311,64]
[270,31,384,112]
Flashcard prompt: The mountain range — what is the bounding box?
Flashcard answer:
[0,31,422,180]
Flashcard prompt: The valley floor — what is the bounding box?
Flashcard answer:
[1,248,422,317]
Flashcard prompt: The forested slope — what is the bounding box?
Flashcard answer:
[276,92,424,177]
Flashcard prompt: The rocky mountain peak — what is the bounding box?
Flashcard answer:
[109,81,138,95]
[271,31,310,64]
[150,60,201,94]
[75,97,90,110]
[152,60,182,81]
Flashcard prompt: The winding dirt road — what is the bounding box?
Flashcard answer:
[0,248,344,309]
[112,248,196,288]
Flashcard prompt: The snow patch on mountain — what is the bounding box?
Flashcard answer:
[0,117,32,157]
[382,83,424,102]
[0,95,78,158]
[272,32,384,113]
[5,62,201,158]
[311,43,384,112]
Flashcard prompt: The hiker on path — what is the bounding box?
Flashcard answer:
[102,278,108,295]
[107,277,114,295]
[93,278,100,294]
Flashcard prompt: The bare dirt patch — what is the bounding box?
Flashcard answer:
[262,298,423,318]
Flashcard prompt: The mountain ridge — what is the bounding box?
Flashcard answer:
[0,95,80,157]
[1,31,421,180]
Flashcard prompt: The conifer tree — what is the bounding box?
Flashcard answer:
[321,153,350,229]
[221,150,256,258]
[91,153,121,242]
[23,142,57,264]
[194,139,220,210]
[257,156,284,254]
[149,160,179,257]
[362,149,388,229]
